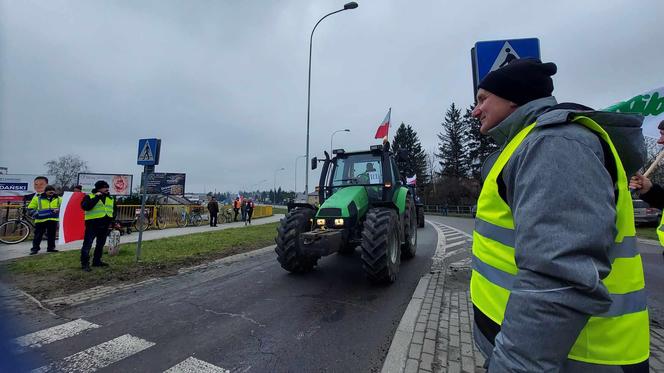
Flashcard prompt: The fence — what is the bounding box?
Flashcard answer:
[1,203,274,229]
[423,205,474,216]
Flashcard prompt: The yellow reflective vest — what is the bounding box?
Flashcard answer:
[28,194,62,223]
[657,215,664,246]
[84,194,115,221]
[471,115,649,365]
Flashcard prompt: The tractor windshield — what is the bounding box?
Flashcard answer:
[331,154,384,188]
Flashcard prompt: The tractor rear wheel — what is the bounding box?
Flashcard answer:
[275,208,318,273]
[361,208,400,284]
[402,196,417,259]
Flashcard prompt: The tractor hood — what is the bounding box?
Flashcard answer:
[316,186,368,219]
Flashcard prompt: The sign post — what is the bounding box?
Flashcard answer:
[471,37,541,99]
[136,138,160,262]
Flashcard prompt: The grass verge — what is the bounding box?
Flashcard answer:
[1,222,279,300]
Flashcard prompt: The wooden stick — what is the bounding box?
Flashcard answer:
[644,150,664,178]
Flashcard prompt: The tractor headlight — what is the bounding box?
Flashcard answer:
[334,218,344,226]
[316,219,326,227]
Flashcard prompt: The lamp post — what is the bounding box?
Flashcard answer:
[330,129,350,154]
[274,167,285,204]
[294,155,306,194]
[305,2,358,196]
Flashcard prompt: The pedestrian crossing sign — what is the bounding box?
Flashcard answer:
[471,37,540,98]
[137,138,161,166]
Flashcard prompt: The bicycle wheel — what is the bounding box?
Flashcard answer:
[0,220,31,244]
[192,215,203,227]
[135,215,150,232]
[176,212,188,228]
[156,214,166,230]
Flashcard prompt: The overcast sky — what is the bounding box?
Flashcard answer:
[1,0,662,195]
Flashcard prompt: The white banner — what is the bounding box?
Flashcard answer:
[605,86,664,139]
[0,174,54,201]
[77,173,133,196]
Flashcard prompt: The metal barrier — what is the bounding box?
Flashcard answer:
[423,205,473,216]
[2,203,274,230]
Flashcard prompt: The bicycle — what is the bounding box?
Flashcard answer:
[218,208,234,224]
[175,207,204,227]
[134,207,153,232]
[0,207,34,244]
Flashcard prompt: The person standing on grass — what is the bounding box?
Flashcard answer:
[80,180,115,272]
[240,198,247,222]
[27,185,61,255]
[233,196,241,222]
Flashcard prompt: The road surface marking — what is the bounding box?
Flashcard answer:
[31,334,155,373]
[164,357,230,373]
[13,319,100,350]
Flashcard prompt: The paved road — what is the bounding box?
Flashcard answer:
[427,215,664,326]
[7,224,438,372]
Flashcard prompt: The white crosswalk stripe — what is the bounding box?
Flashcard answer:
[444,240,466,251]
[31,334,155,373]
[164,357,230,373]
[13,319,100,351]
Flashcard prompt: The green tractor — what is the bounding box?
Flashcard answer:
[275,142,418,284]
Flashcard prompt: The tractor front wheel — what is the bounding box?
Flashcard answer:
[361,208,400,284]
[275,208,318,273]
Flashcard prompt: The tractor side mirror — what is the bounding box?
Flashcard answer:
[311,157,318,170]
[398,149,409,162]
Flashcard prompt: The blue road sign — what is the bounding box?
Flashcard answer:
[472,38,540,93]
[137,138,161,166]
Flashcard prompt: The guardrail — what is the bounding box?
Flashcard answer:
[423,205,474,216]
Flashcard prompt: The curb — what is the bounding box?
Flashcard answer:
[381,220,447,373]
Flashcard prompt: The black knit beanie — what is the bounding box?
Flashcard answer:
[478,58,557,106]
[94,180,109,189]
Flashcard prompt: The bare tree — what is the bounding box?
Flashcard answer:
[44,154,89,190]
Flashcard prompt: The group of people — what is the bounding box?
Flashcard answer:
[24,177,115,272]
[206,196,255,227]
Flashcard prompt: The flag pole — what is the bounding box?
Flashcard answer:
[644,150,664,178]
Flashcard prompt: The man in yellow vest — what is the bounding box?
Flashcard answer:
[629,120,664,247]
[27,184,61,255]
[80,180,115,272]
[470,58,649,371]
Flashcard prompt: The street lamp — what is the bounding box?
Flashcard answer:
[274,167,285,203]
[330,129,350,154]
[305,2,358,196]
[294,155,306,194]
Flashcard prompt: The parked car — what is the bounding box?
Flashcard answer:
[633,199,661,227]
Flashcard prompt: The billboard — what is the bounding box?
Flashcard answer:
[0,174,54,202]
[146,173,186,196]
[77,173,133,196]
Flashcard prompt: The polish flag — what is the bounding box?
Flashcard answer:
[58,192,86,244]
[374,108,391,139]
[406,175,417,186]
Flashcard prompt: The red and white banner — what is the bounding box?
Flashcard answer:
[58,192,86,244]
[374,108,391,139]
[406,175,417,186]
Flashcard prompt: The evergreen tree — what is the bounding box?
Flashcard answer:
[436,103,469,177]
[463,105,499,181]
[392,122,428,183]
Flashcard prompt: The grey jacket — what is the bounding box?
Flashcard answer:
[478,97,646,372]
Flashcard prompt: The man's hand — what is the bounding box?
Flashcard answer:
[95,192,102,196]
[629,172,653,194]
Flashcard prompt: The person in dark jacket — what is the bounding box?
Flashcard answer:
[207,197,219,227]
[629,120,664,210]
[80,180,116,272]
[244,198,255,225]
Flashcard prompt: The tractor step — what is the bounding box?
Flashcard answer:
[299,229,345,257]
